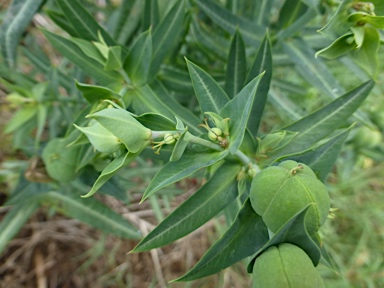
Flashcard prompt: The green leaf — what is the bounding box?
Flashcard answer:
[45,9,80,37]
[348,12,384,29]
[149,0,186,78]
[270,81,374,159]
[0,201,39,254]
[142,0,160,31]
[124,29,152,86]
[133,162,240,252]
[82,151,137,198]
[68,37,106,65]
[56,0,116,45]
[5,105,37,134]
[42,30,121,85]
[275,126,353,181]
[277,0,308,29]
[75,81,121,104]
[225,30,246,98]
[174,199,269,282]
[0,0,44,68]
[318,0,353,37]
[315,32,355,59]
[135,113,176,131]
[158,65,194,94]
[247,205,322,272]
[195,0,263,46]
[186,59,230,114]
[170,130,191,162]
[246,34,272,136]
[141,147,228,202]
[104,46,123,71]
[41,191,140,239]
[221,73,265,154]
[87,108,152,153]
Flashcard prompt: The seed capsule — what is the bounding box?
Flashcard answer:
[208,127,223,141]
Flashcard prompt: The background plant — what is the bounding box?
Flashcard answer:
[0,0,383,287]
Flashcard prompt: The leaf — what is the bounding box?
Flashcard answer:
[0,0,44,68]
[277,0,308,29]
[124,29,152,86]
[81,151,137,198]
[135,113,176,131]
[170,130,191,162]
[45,9,80,37]
[275,126,353,181]
[5,105,37,134]
[104,46,123,71]
[158,65,194,94]
[42,30,121,85]
[41,191,140,239]
[318,0,353,37]
[0,201,39,255]
[133,162,240,252]
[174,199,269,282]
[149,0,186,78]
[245,34,272,136]
[221,73,265,154]
[56,0,116,45]
[247,205,322,273]
[75,81,121,104]
[142,0,160,31]
[315,32,355,59]
[141,147,228,202]
[269,81,374,158]
[195,0,263,46]
[348,12,384,29]
[186,59,230,114]
[225,30,246,98]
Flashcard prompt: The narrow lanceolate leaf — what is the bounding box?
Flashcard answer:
[56,0,116,45]
[4,105,37,134]
[82,152,137,198]
[275,126,353,181]
[141,147,229,202]
[142,0,160,31]
[0,0,44,68]
[133,163,241,252]
[174,199,269,282]
[149,0,185,78]
[124,30,152,86]
[170,131,191,162]
[246,34,272,136]
[42,31,120,85]
[42,191,140,239]
[186,59,230,114]
[270,81,374,159]
[195,0,263,46]
[75,81,121,104]
[225,30,246,98]
[248,206,321,273]
[221,73,265,154]
[0,201,39,255]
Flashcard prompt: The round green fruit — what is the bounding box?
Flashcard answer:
[252,243,325,288]
[208,127,222,141]
[250,160,330,233]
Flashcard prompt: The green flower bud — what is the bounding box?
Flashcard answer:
[253,243,325,288]
[208,127,223,141]
[164,133,176,144]
[250,160,330,234]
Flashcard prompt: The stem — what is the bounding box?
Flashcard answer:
[188,133,223,152]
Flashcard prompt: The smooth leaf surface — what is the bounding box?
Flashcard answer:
[245,34,272,136]
[133,162,240,252]
[5,105,37,134]
[75,81,121,104]
[225,30,246,98]
[42,191,140,239]
[187,59,230,114]
[270,81,374,158]
[142,0,160,30]
[175,199,269,281]
[221,73,264,154]
[141,147,228,201]
[315,32,355,59]
[0,0,44,68]
[113,0,143,44]
[170,131,191,162]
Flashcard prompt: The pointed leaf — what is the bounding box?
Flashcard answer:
[221,73,265,154]
[195,0,263,46]
[245,34,272,135]
[225,30,246,98]
[315,32,355,59]
[104,46,122,71]
[275,126,353,181]
[135,113,176,131]
[142,147,228,201]
[186,59,230,114]
[5,105,37,134]
[170,131,191,162]
[56,0,116,45]
[75,81,121,104]
[174,199,269,282]
[42,191,140,239]
[82,151,137,198]
[142,0,160,30]
[0,0,44,68]
[124,29,152,86]
[134,162,240,252]
[270,81,374,158]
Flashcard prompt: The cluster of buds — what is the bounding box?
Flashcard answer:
[199,112,230,148]
[151,132,179,154]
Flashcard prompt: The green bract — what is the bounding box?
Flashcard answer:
[250,160,330,233]
[252,243,325,288]
[87,108,152,153]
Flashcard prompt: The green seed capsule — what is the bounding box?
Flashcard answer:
[164,133,176,144]
[250,160,330,234]
[208,127,222,141]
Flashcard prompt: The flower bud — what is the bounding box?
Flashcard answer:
[208,127,223,141]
